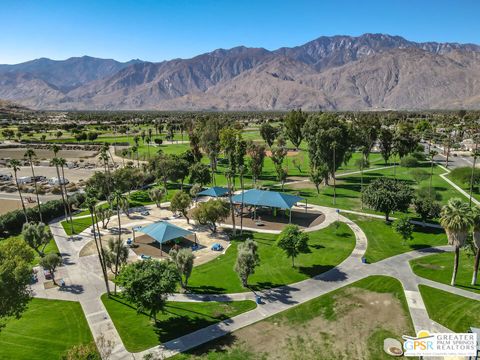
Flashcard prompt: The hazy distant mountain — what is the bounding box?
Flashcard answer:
[2,33,480,110]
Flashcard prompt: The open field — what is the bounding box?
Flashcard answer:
[102,295,256,352]
[0,298,95,360]
[174,276,414,360]
[419,285,480,332]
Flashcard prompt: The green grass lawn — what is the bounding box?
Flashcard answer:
[61,216,95,235]
[284,161,464,215]
[411,251,480,294]
[344,214,447,263]
[188,222,355,294]
[0,298,95,360]
[419,285,480,332]
[174,275,414,360]
[101,294,256,352]
[446,172,480,202]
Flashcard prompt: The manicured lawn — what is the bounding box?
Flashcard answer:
[101,294,256,352]
[188,222,355,294]
[345,214,447,263]
[419,285,480,332]
[61,216,95,235]
[0,298,95,360]
[411,252,480,294]
[174,276,414,360]
[446,172,480,202]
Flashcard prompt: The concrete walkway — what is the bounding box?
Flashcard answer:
[35,202,474,360]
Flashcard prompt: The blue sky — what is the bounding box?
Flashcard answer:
[1,0,479,64]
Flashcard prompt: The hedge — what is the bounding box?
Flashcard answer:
[0,200,66,237]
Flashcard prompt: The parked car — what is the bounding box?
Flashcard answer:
[211,243,223,251]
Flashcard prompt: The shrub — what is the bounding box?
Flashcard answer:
[411,151,426,161]
[128,190,151,204]
[410,168,429,184]
[400,155,419,168]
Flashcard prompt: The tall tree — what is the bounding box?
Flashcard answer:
[116,260,180,322]
[247,142,266,186]
[0,238,34,320]
[51,157,72,233]
[170,191,192,223]
[277,225,309,267]
[392,216,414,245]
[259,122,277,148]
[169,248,194,289]
[24,149,42,222]
[22,222,52,257]
[8,159,28,222]
[379,127,394,165]
[284,109,307,150]
[104,238,129,290]
[39,253,63,285]
[271,137,288,191]
[471,206,480,286]
[234,239,260,287]
[440,198,473,286]
[191,199,230,233]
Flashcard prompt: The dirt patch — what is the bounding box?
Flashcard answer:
[189,288,410,360]
[264,150,299,157]
[0,198,35,215]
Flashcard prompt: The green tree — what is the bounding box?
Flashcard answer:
[362,178,414,221]
[440,198,473,286]
[191,199,230,233]
[169,248,194,289]
[116,260,180,322]
[104,238,129,284]
[413,197,441,225]
[355,156,370,209]
[379,127,394,165]
[284,109,307,150]
[39,253,62,285]
[149,187,166,208]
[22,222,52,256]
[392,216,414,245]
[24,149,43,222]
[234,239,260,287]
[189,162,211,187]
[189,183,202,202]
[8,159,28,222]
[0,237,34,320]
[170,191,192,223]
[247,142,266,186]
[259,122,277,148]
[51,157,72,233]
[271,137,288,191]
[309,163,328,194]
[410,168,429,184]
[277,225,309,267]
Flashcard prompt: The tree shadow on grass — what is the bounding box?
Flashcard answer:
[298,264,334,278]
[178,333,240,356]
[187,285,228,294]
[258,284,299,305]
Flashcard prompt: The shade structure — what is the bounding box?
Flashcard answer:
[197,186,229,197]
[137,221,193,245]
[231,189,304,209]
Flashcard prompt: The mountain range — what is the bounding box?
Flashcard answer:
[2,33,480,111]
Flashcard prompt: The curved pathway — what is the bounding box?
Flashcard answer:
[32,204,475,360]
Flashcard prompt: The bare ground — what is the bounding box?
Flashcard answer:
[186,288,411,360]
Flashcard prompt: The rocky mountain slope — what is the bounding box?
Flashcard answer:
[2,33,480,110]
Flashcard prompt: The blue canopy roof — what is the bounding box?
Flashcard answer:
[137,221,193,244]
[231,189,304,209]
[197,186,229,197]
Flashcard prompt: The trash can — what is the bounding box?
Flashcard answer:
[361,257,367,264]
[255,295,262,305]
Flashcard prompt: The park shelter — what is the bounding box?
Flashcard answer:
[137,221,196,255]
[197,186,229,197]
[231,189,305,223]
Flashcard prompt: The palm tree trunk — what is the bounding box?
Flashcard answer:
[60,165,74,234]
[29,160,42,222]
[14,171,28,222]
[240,173,244,235]
[55,164,69,224]
[114,207,122,294]
[472,247,480,286]
[451,246,460,286]
[90,211,110,294]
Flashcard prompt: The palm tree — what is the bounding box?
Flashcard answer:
[8,159,28,222]
[428,150,438,198]
[56,157,74,226]
[469,146,480,206]
[111,189,128,293]
[471,206,480,285]
[239,165,245,235]
[440,198,473,286]
[24,149,42,222]
[225,169,236,236]
[331,141,337,206]
[51,157,73,234]
[84,191,110,295]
